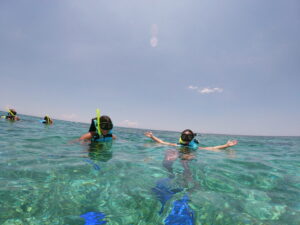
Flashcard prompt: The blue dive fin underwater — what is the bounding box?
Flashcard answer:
[152,178,183,214]
[164,195,195,225]
[84,159,101,170]
[80,211,107,225]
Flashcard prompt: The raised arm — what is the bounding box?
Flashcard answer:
[199,140,238,152]
[144,131,177,146]
[79,132,95,141]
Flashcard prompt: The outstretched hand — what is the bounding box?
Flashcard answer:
[144,131,153,138]
[226,140,238,147]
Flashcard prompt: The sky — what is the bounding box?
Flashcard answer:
[0,0,299,136]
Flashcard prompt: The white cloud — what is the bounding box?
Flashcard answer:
[188,85,198,90]
[120,120,138,128]
[199,87,223,94]
[188,85,223,94]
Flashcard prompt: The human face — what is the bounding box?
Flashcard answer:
[100,122,113,130]
[181,132,194,143]
[100,129,110,135]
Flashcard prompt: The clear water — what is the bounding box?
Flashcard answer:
[0,113,299,225]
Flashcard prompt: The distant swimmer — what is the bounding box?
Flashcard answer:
[41,115,53,125]
[1,109,20,121]
[79,109,116,142]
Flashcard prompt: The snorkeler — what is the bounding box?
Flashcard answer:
[79,115,116,142]
[145,129,237,179]
[41,115,53,124]
[1,109,20,121]
[148,129,236,218]
[145,129,237,151]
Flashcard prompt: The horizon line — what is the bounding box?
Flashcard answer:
[1,111,299,138]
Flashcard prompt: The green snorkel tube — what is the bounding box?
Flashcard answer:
[179,137,185,145]
[8,109,15,117]
[45,115,50,124]
[96,109,101,135]
[4,108,15,118]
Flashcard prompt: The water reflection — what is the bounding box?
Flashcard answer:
[87,142,113,162]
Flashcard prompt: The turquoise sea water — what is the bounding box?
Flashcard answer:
[0,113,299,225]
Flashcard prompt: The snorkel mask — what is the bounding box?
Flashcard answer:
[100,122,113,130]
[179,129,196,144]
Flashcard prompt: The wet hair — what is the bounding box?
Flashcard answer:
[181,129,194,136]
[100,115,112,124]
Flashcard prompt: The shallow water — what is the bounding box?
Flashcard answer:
[0,113,299,225]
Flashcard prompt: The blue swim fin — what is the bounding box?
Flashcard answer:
[84,159,101,170]
[164,195,195,225]
[152,178,182,214]
[80,211,107,225]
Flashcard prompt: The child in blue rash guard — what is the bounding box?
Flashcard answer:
[79,115,116,142]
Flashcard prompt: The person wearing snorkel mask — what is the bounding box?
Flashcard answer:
[79,115,116,142]
[145,130,238,183]
[3,109,20,121]
[42,116,53,124]
[145,129,237,168]
[144,129,237,151]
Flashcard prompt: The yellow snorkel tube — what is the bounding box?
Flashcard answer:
[96,109,101,135]
[2,108,17,119]
[7,109,15,117]
[45,115,50,124]
[179,137,185,145]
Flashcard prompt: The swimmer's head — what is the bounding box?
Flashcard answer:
[99,115,113,131]
[8,109,17,116]
[44,116,51,123]
[180,129,196,143]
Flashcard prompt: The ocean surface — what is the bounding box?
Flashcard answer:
[0,113,299,225]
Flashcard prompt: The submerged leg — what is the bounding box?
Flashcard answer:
[181,159,193,182]
[180,156,200,192]
[163,149,179,177]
